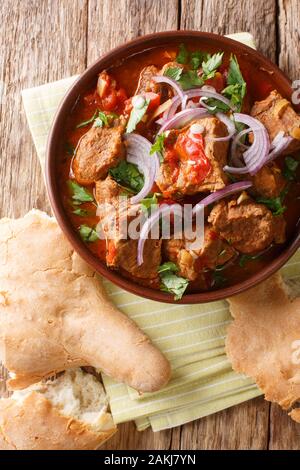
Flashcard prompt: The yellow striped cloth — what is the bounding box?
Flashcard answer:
[21,32,300,431]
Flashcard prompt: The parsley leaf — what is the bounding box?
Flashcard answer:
[65,142,75,156]
[239,253,262,268]
[76,111,98,129]
[190,51,210,70]
[94,111,109,127]
[109,161,144,193]
[79,225,99,243]
[176,43,189,64]
[202,97,230,114]
[150,133,166,162]
[212,271,226,288]
[140,193,160,214]
[164,66,183,81]
[283,156,299,181]
[158,262,189,300]
[67,180,94,203]
[73,208,92,217]
[126,98,150,133]
[76,110,117,129]
[201,52,224,80]
[158,262,178,274]
[257,182,290,216]
[178,70,204,90]
[222,55,246,111]
[256,194,286,216]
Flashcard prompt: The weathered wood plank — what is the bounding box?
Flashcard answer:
[179,398,269,450]
[269,405,300,450]
[181,0,277,60]
[102,421,181,450]
[87,0,178,63]
[278,0,300,80]
[88,0,179,449]
[0,0,88,218]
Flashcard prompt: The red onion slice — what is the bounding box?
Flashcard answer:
[192,181,253,217]
[124,133,160,204]
[224,113,270,175]
[199,97,217,112]
[158,108,209,135]
[206,112,236,142]
[137,204,183,265]
[271,131,285,149]
[267,133,293,162]
[160,87,236,123]
[153,76,186,110]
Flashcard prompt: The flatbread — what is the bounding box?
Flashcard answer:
[0,210,171,392]
[226,273,300,419]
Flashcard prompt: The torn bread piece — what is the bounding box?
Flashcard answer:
[0,209,171,392]
[0,368,116,450]
[226,273,300,420]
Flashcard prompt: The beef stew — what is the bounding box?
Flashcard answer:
[58,42,300,300]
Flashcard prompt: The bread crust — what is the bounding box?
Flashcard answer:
[0,392,116,450]
[0,210,171,392]
[226,273,300,420]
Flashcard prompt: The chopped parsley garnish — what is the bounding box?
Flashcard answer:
[256,196,286,215]
[158,262,189,301]
[67,180,94,204]
[178,69,204,90]
[76,111,98,129]
[126,98,150,133]
[239,253,262,268]
[225,172,238,183]
[79,225,99,243]
[158,261,178,274]
[164,66,183,81]
[76,110,117,129]
[109,160,144,193]
[283,156,299,181]
[94,111,109,127]
[176,43,189,64]
[72,208,92,217]
[203,97,230,114]
[201,52,224,80]
[140,193,160,214]
[256,186,289,216]
[222,55,246,112]
[165,50,224,90]
[176,44,211,70]
[65,142,75,156]
[190,50,210,70]
[212,271,226,288]
[150,133,166,162]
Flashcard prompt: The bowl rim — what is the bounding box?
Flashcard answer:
[46,29,300,304]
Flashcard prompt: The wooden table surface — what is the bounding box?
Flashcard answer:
[1,0,300,450]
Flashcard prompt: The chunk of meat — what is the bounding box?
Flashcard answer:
[95,177,161,278]
[97,71,116,98]
[251,90,300,154]
[135,65,161,95]
[164,225,236,281]
[208,199,286,254]
[250,163,286,198]
[73,125,125,185]
[156,117,229,197]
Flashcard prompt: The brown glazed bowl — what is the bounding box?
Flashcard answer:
[46,31,300,304]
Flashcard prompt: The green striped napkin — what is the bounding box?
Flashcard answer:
[21,32,300,431]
